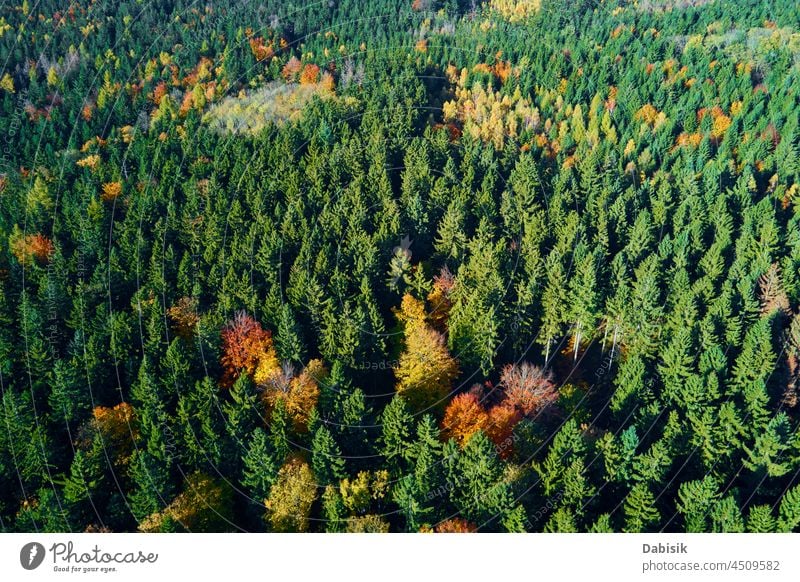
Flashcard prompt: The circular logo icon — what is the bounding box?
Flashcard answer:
[20,542,46,570]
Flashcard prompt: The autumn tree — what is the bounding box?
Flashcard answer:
[219,312,280,388]
[394,294,459,410]
[499,362,558,417]
[138,472,234,532]
[434,517,477,532]
[441,392,488,447]
[265,457,317,532]
[263,359,326,432]
[167,297,200,340]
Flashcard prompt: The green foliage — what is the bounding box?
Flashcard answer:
[1,0,800,533]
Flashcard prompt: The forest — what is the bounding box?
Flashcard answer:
[1,0,800,532]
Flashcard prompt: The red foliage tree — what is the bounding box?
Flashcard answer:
[11,233,54,265]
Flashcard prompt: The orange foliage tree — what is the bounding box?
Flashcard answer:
[249,37,274,62]
[441,392,488,446]
[101,181,122,202]
[87,403,137,467]
[299,63,321,85]
[151,81,168,105]
[10,231,54,265]
[441,390,522,456]
[434,517,477,532]
[138,472,234,532]
[220,312,280,388]
[263,359,327,432]
[427,267,455,332]
[485,404,521,457]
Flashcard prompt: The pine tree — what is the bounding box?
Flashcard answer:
[379,395,414,473]
[274,304,305,363]
[311,425,346,485]
[777,484,800,532]
[623,484,660,532]
[445,431,522,531]
[710,495,744,532]
[742,412,794,478]
[321,485,346,532]
[62,449,104,525]
[544,507,578,533]
[588,514,614,533]
[241,429,278,504]
[269,399,290,464]
[746,505,776,533]
[677,476,719,532]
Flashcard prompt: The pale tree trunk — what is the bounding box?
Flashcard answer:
[601,322,608,355]
[610,324,619,360]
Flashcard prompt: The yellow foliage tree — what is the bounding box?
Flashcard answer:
[442,80,536,150]
[339,470,389,514]
[101,181,122,202]
[265,457,317,532]
[138,472,233,532]
[394,294,459,410]
[46,66,59,87]
[345,515,390,532]
[0,72,14,93]
[489,0,542,23]
[76,154,101,171]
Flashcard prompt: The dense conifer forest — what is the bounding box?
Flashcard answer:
[2,0,800,532]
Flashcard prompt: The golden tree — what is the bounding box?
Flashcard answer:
[265,457,317,532]
[10,232,54,266]
[394,294,459,410]
[138,472,233,532]
[167,297,200,339]
[263,359,326,432]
